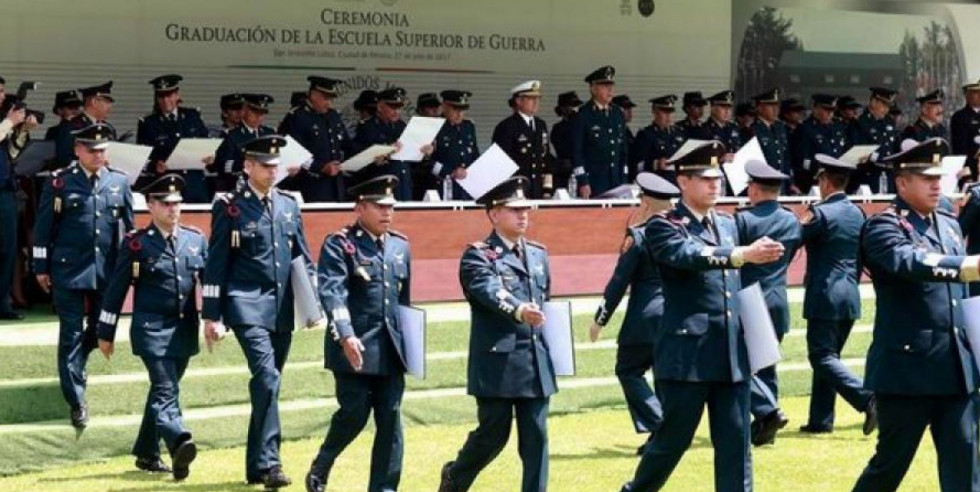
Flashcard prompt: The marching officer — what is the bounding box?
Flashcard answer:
[136,74,210,202]
[55,81,116,169]
[439,176,556,492]
[33,123,135,428]
[209,93,275,193]
[621,141,785,492]
[492,81,554,199]
[278,76,349,203]
[798,154,877,435]
[572,65,629,198]
[45,90,83,140]
[201,135,316,489]
[590,172,679,455]
[551,91,583,192]
[431,90,479,200]
[749,89,794,193]
[632,95,685,184]
[901,89,948,142]
[796,94,848,194]
[736,160,801,446]
[306,175,412,492]
[676,91,711,140]
[96,174,204,480]
[705,90,742,155]
[951,78,980,180]
[852,137,980,492]
[852,87,900,193]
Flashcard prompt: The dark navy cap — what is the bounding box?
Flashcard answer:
[735,102,757,117]
[837,96,862,110]
[353,90,378,111]
[881,137,949,175]
[348,174,398,205]
[72,123,114,150]
[440,90,472,109]
[307,75,342,96]
[708,90,735,106]
[870,87,898,104]
[585,65,616,85]
[52,90,82,114]
[79,81,114,102]
[916,89,943,105]
[557,91,584,108]
[140,173,185,203]
[476,176,531,208]
[378,87,407,106]
[963,77,980,92]
[649,94,677,112]
[889,106,902,116]
[670,140,727,177]
[612,94,637,109]
[811,94,837,110]
[149,74,182,93]
[746,158,789,185]
[781,98,805,113]
[416,92,440,109]
[290,91,307,108]
[813,154,857,175]
[220,93,244,111]
[242,135,287,165]
[242,93,274,113]
[752,88,781,104]
[636,172,679,199]
[683,91,707,107]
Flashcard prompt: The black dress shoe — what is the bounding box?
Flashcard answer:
[438,461,459,492]
[751,409,789,446]
[171,438,197,481]
[0,311,24,320]
[863,396,878,436]
[261,466,292,490]
[305,470,326,492]
[620,482,635,492]
[135,456,172,473]
[70,405,88,429]
[799,424,833,434]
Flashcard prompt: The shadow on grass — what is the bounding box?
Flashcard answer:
[552,435,714,462]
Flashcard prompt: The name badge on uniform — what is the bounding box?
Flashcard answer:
[245,221,258,231]
[518,134,528,142]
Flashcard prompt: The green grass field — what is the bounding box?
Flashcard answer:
[0,297,950,491]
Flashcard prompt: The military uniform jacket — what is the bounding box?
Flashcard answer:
[54,113,116,169]
[351,115,407,182]
[209,123,275,177]
[551,116,575,162]
[137,107,209,164]
[735,200,803,336]
[960,184,980,256]
[900,118,948,143]
[644,203,751,383]
[572,102,629,195]
[854,112,899,162]
[801,193,863,321]
[950,106,980,173]
[632,124,686,174]
[748,119,792,177]
[32,163,135,290]
[492,113,553,198]
[595,222,665,346]
[97,224,207,358]
[318,223,411,376]
[279,103,348,175]
[460,232,557,399]
[706,118,743,153]
[860,198,979,395]
[676,118,712,140]
[432,119,479,179]
[202,185,316,331]
[799,116,847,171]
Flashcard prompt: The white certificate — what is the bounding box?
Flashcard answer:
[940,156,967,195]
[542,301,575,376]
[838,145,880,165]
[668,139,711,162]
[281,135,314,169]
[390,116,445,162]
[291,257,323,330]
[456,143,519,201]
[166,138,222,170]
[340,144,397,173]
[735,282,781,373]
[724,137,764,196]
[399,305,427,379]
[105,142,153,185]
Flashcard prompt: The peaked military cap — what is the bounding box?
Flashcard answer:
[242,93,274,113]
[440,90,472,109]
[141,173,185,203]
[708,90,735,106]
[781,98,805,113]
[683,91,707,107]
[636,172,679,200]
[290,91,307,108]
[916,89,943,105]
[242,135,287,165]
[670,140,727,177]
[963,77,980,92]
[52,90,82,114]
[307,75,342,96]
[72,122,114,150]
[585,65,616,85]
[220,93,244,111]
[811,94,837,109]
[476,176,531,209]
[79,81,114,102]
[746,158,789,185]
[837,95,862,110]
[348,174,399,205]
[377,87,407,106]
[881,137,949,175]
[735,102,757,117]
[353,90,378,111]
[869,87,898,104]
[650,94,677,112]
[752,88,781,104]
[149,74,182,93]
[416,92,440,110]
[511,80,542,97]
[557,91,584,108]
[612,94,637,109]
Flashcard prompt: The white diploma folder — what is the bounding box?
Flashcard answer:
[399,305,427,379]
[735,282,781,373]
[724,137,764,196]
[456,144,519,200]
[106,142,153,185]
[281,135,314,169]
[341,144,397,173]
[958,297,980,364]
[838,145,880,166]
[291,258,324,330]
[542,301,576,376]
[940,156,967,195]
[166,138,222,170]
[390,116,445,162]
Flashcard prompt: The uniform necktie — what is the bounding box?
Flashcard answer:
[166,235,176,253]
[702,217,716,242]
[89,173,98,190]
[528,118,535,132]
[261,196,271,213]
[513,244,523,261]
[376,238,384,252]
